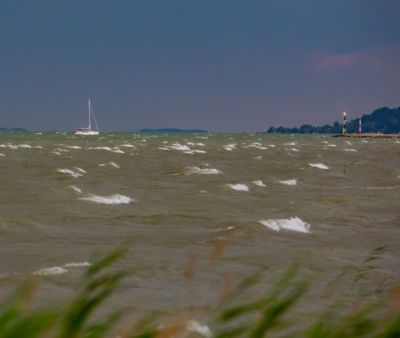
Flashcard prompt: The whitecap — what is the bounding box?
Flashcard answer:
[288,148,299,152]
[343,148,357,152]
[111,148,125,154]
[57,169,83,178]
[17,144,32,148]
[65,145,82,149]
[79,193,134,205]
[119,144,135,148]
[259,217,310,233]
[170,143,191,151]
[0,153,5,157]
[186,321,212,338]
[187,142,205,147]
[99,161,120,168]
[88,146,113,151]
[33,266,68,276]
[63,262,91,268]
[75,167,87,174]
[283,142,297,146]
[223,143,237,151]
[246,143,267,150]
[308,163,329,170]
[67,185,82,194]
[227,184,249,192]
[185,167,222,175]
[158,147,170,151]
[252,180,266,187]
[279,179,297,186]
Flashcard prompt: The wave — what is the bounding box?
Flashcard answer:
[252,180,266,187]
[57,168,83,178]
[63,262,91,268]
[0,153,5,157]
[246,142,267,150]
[33,261,91,276]
[185,167,222,175]
[33,266,68,276]
[118,143,135,148]
[279,179,297,186]
[227,184,249,192]
[87,146,125,154]
[343,148,357,152]
[223,143,237,151]
[308,163,329,170]
[65,145,82,149]
[186,320,212,338]
[79,193,135,205]
[67,185,82,194]
[259,217,310,233]
[99,161,120,168]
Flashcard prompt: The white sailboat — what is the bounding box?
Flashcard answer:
[75,98,99,135]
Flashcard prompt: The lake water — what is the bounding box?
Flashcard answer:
[0,132,399,314]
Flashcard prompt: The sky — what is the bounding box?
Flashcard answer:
[0,0,399,132]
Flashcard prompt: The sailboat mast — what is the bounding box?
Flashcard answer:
[88,98,91,130]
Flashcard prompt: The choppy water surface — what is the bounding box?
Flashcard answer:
[0,132,399,312]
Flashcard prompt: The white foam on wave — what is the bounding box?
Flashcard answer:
[67,185,82,194]
[88,146,125,154]
[65,145,82,149]
[185,167,222,175]
[119,143,135,148]
[0,153,5,157]
[288,148,299,152]
[75,167,87,174]
[252,180,266,187]
[223,143,237,151]
[99,161,120,168]
[33,266,68,276]
[79,193,134,205]
[279,179,297,186]
[187,142,205,147]
[246,142,267,150]
[309,163,329,170]
[343,148,357,152]
[186,321,212,338]
[18,144,32,148]
[57,169,83,178]
[0,144,18,149]
[283,142,297,146]
[170,143,191,151]
[259,217,311,233]
[227,184,249,192]
[33,261,91,276]
[63,261,91,268]
[158,147,170,151]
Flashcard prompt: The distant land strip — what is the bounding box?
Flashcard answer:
[0,127,27,132]
[267,106,400,134]
[140,128,208,133]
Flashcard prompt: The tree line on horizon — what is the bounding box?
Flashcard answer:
[267,106,400,134]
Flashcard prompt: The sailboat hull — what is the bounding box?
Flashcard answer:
[75,130,99,136]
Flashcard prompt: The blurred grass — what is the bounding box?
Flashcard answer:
[1,247,399,338]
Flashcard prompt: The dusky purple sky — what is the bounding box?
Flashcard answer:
[1,0,399,132]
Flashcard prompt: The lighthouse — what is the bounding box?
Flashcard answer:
[342,112,347,135]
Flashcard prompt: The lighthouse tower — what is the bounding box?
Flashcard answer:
[342,112,347,135]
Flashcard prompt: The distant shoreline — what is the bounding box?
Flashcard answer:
[139,128,208,134]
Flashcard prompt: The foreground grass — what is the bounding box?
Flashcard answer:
[1,248,399,338]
